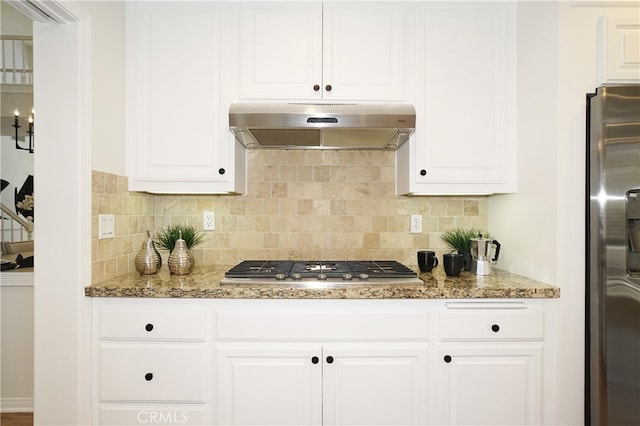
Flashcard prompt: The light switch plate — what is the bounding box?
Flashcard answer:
[98,214,115,239]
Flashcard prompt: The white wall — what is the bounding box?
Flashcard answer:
[489,2,639,424]
[86,1,126,176]
[0,2,31,35]
[0,285,33,412]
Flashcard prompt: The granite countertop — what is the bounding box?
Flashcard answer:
[84,265,559,299]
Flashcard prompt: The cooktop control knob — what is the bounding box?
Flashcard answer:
[317,273,328,280]
[358,273,369,281]
[275,273,287,281]
[342,273,353,281]
[292,273,302,280]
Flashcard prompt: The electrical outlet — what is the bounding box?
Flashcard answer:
[203,211,215,231]
[410,214,422,234]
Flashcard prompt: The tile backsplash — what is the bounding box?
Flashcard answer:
[92,150,488,282]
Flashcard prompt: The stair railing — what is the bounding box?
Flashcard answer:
[1,202,33,244]
[0,35,34,85]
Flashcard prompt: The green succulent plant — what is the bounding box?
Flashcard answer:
[440,227,490,253]
[155,224,204,252]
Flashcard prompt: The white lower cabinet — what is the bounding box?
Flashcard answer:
[215,343,429,426]
[322,344,429,426]
[91,299,554,425]
[437,343,542,425]
[216,344,322,425]
[436,301,547,425]
[92,300,211,425]
[98,343,206,402]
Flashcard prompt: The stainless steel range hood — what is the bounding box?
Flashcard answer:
[229,103,415,150]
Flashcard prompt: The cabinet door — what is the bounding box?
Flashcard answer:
[322,3,407,101]
[126,2,246,194]
[437,343,542,425]
[322,343,429,426]
[397,3,516,195]
[216,343,323,425]
[597,16,640,84]
[239,2,323,100]
[239,2,408,101]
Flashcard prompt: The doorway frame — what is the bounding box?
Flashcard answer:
[27,1,92,423]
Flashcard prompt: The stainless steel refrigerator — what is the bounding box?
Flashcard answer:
[587,84,640,426]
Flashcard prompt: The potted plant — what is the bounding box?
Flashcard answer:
[155,224,205,253]
[440,227,489,271]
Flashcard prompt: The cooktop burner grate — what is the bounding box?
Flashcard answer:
[224,260,417,279]
[224,260,294,278]
[347,260,418,278]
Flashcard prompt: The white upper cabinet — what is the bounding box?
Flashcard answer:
[597,16,640,84]
[239,2,408,101]
[397,3,516,195]
[126,2,246,194]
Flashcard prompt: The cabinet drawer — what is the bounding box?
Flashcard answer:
[216,309,430,340]
[98,343,206,402]
[98,404,207,425]
[439,304,544,340]
[98,308,206,341]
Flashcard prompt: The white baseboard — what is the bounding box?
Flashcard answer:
[0,397,34,412]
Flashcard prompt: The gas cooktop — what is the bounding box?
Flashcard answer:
[221,260,423,287]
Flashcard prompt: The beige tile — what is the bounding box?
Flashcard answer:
[463,199,480,216]
[92,171,105,194]
[91,152,489,281]
[446,199,464,216]
[105,173,118,194]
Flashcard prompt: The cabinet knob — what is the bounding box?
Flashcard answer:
[145,323,154,332]
[443,355,452,363]
[218,168,226,175]
[325,84,332,92]
[313,84,320,91]
[326,356,334,364]
[144,372,154,381]
[419,169,427,176]
[491,324,500,332]
[311,356,319,364]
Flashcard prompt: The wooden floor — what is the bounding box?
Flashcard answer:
[0,413,33,426]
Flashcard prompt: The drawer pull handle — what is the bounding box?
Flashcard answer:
[491,324,500,332]
[145,323,154,332]
[313,84,320,91]
[420,169,427,176]
[311,356,319,364]
[326,356,334,364]
[444,355,452,363]
[325,84,332,92]
[145,373,153,381]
